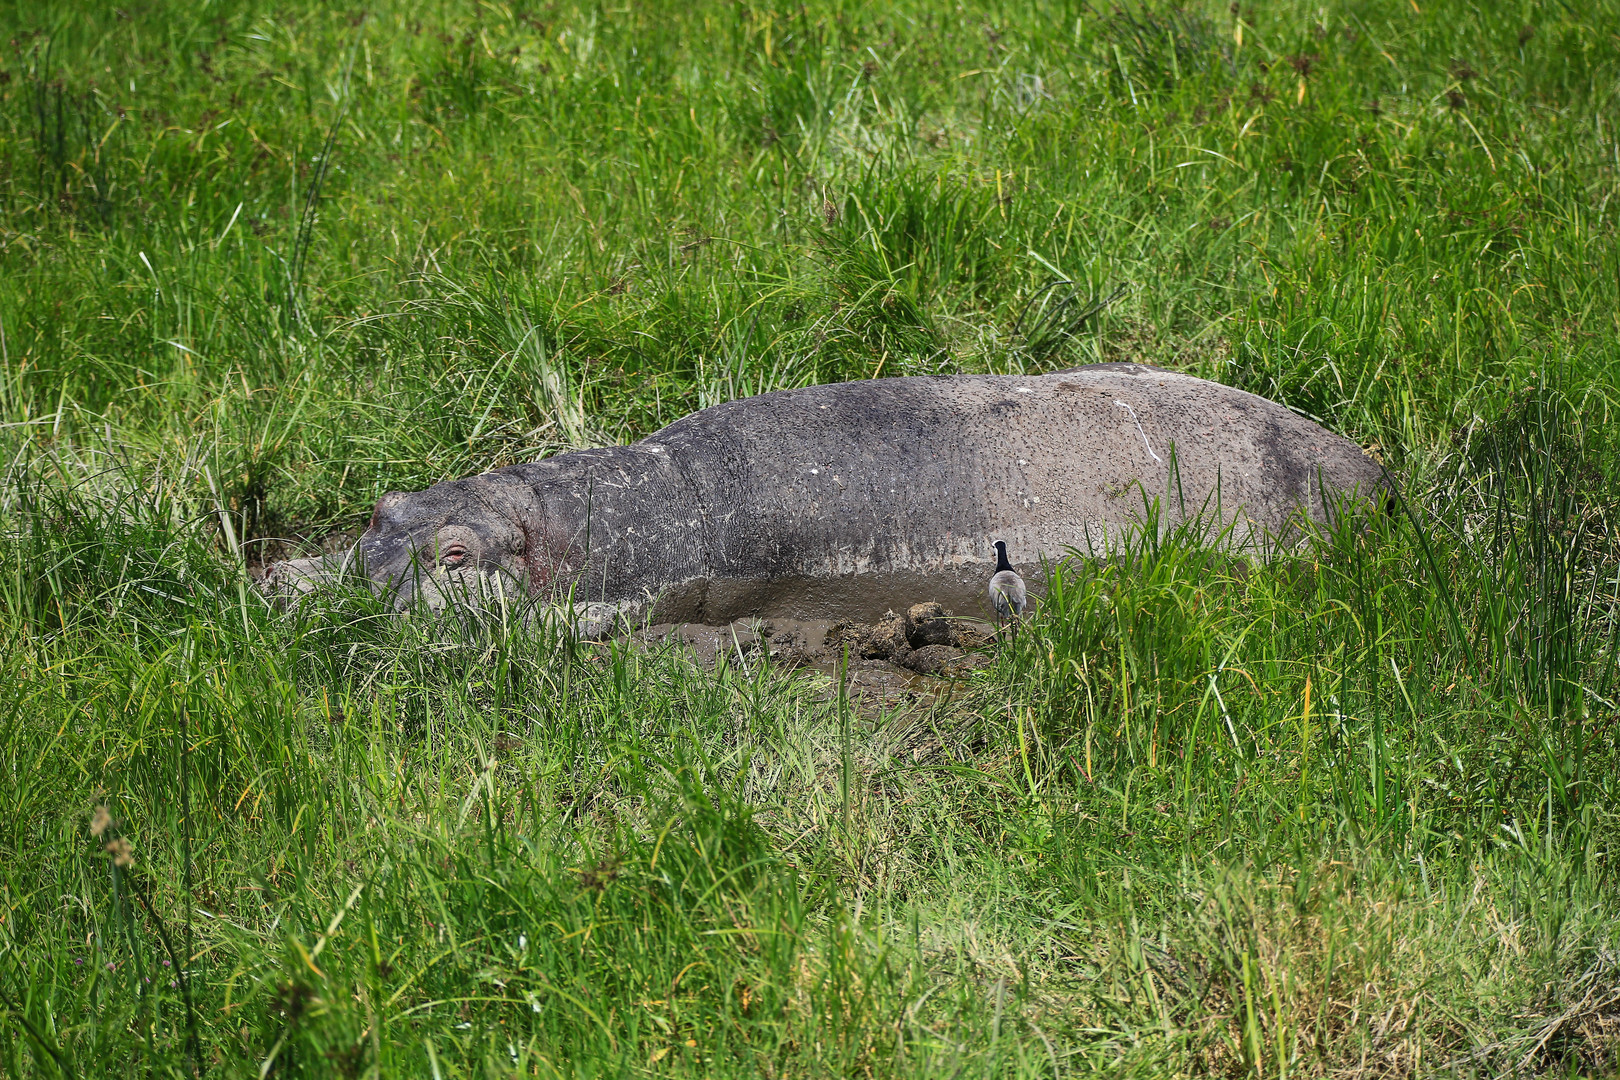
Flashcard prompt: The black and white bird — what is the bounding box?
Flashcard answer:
[988,540,1027,634]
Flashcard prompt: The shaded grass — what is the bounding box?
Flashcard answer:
[1,0,1619,1075]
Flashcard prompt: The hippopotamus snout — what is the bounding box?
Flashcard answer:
[262,539,528,615]
[260,552,350,598]
[261,487,534,616]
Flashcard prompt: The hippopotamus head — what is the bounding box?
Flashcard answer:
[263,476,537,615]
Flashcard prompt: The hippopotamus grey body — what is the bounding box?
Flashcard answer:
[264,364,1388,631]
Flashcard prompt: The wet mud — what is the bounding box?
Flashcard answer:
[636,602,1000,715]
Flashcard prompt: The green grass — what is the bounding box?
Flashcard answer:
[2,0,1619,1074]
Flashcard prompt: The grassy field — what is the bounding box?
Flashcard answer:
[2,0,1619,1075]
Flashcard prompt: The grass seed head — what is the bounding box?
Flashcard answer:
[105,837,133,868]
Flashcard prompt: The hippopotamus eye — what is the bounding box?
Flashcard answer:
[441,544,468,566]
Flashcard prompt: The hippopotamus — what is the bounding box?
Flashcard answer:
[263,363,1389,632]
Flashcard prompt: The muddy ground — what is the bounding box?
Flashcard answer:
[639,601,1001,715]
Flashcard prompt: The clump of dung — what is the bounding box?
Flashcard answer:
[828,602,989,676]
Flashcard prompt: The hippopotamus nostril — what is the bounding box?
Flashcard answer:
[441,543,468,567]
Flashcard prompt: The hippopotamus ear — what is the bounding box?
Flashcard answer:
[370,491,409,531]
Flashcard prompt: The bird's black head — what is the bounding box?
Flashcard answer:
[993,540,1013,573]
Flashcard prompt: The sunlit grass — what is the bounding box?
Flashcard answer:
[1,0,1618,1075]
